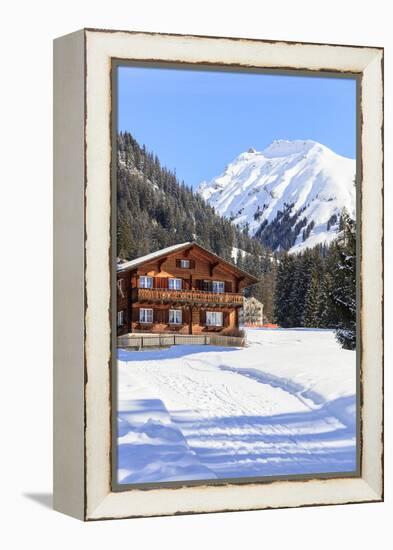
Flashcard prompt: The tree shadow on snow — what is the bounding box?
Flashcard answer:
[117,397,357,484]
[172,399,357,478]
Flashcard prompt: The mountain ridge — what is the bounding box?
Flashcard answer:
[198,140,356,253]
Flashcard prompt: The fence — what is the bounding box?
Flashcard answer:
[117,333,245,349]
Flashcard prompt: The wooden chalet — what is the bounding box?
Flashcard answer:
[116,242,258,336]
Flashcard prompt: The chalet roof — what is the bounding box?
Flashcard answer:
[117,242,192,272]
[117,242,259,286]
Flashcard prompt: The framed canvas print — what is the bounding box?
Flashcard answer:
[53,29,384,520]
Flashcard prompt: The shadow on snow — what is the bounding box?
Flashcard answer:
[117,345,238,362]
[117,397,357,484]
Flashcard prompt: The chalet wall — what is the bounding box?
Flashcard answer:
[130,306,234,334]
[133,250,246,291]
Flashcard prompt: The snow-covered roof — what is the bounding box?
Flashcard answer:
[117,241,258,284]
[117,242,191,272]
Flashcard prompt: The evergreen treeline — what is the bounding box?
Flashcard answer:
[273,210,356,349]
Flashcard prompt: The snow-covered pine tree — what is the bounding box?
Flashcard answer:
[330,209,356,349]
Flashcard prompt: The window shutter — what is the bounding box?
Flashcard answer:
[190,259,195,269]
[159,277,168,289]
[156,277,166,289]
[164,309,169,323]
[196,279,203,290]
[183,308,189,324]
[176,259,181,268]
[224,312,230,327]
[225,281,232,293]
[200,310,206,325]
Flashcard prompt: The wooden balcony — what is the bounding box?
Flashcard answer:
[132,287,244,307]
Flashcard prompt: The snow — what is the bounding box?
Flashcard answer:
[197,140,356,253]
[231,246,250,261]
[117,328,357,484]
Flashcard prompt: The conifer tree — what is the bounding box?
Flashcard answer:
[330,210,357,349]
[304,266,322,327]
[274,254,296,327]
[287,250,314,327]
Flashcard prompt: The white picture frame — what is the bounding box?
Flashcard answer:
[53,28,383,521]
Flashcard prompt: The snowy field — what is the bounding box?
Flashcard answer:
[117,328,357,484]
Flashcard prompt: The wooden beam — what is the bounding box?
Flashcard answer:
[209,261,219,277]
[235,277,245,292]
[157,256,167,271]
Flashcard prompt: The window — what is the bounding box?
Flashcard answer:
[139,308,153,323]
[168,278,182,290]
[206,311,223,327]
[180,259,190,268]
[212,280,225,293]
[117,310,125,327]
[176,259,194,269]
[169,309,182,324]
[139,276,153,289]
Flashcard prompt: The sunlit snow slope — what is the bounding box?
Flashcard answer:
[198,140,356,253]
[117,328,356,484]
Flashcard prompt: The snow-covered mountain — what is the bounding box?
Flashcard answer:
[198,140,356,253]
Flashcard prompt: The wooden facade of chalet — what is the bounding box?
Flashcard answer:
[117,242,258,336]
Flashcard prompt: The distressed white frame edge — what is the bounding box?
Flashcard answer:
[54,29,86,520]
[54,29,383,521]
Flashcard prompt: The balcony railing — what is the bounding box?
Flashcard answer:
[132,287,244,306]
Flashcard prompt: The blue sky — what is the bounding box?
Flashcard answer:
[118,65,357,188]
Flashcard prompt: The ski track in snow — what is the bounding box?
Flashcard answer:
[117,329,356,484]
